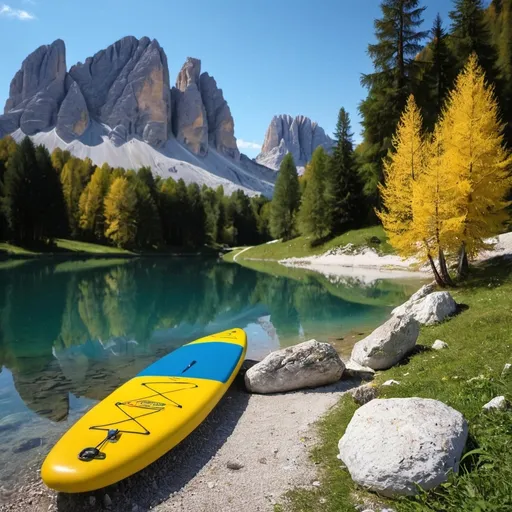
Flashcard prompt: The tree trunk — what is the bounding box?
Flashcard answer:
[428,253,446,287]
[457,242,469,280]
[438,248,455,287]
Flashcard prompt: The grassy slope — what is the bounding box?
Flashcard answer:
[224,226,393,262]
[54,239,133,254]
[0,239,133,256]
[282,257,512,512]
[0,242,38,255]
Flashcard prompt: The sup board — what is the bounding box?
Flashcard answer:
[41,328,247,493]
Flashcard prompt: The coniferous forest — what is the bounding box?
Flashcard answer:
[1,0,511,255]
[0,137,271,250]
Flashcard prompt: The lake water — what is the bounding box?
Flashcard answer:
[0,257,422,487]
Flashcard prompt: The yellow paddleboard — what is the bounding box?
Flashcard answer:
[41,328,247,493]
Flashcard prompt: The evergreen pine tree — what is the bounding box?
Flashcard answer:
[34,145,67,240]
[3,137,38,242]
[133,176,163,249]
[449,0,497,80]
[186,183,206,247]
[421,14,457,130]
[298,146,329,240]
[104,177,138,248]
[270,153,300,240]
[326,108,364,234]
[359,0,428,205]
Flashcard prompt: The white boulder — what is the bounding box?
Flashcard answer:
[412,292,457,325]
[382,380,401,386]
[483,396,508,411]
[343,359,375,379]
[338,398,468,496]
[391,283,435,317]
[350,315,419,370]
[502,363,511,378]
[244,340,345,394]
[432,340,449,350]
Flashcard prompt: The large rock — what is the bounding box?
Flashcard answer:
[199,72,240,160]
[56,76,90,142]
[1,39,67,135]
[244,340,345,394]
[391,282,436,318]
[69,36,171,148]
[351,315,419,370]
[256,114,334,170]
[172,57,208,155]
[394,291,457,326]
[338,398,468,496]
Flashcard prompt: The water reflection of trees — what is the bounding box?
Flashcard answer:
[0,258,412,421]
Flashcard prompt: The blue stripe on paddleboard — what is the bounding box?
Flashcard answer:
[137,342,244,383]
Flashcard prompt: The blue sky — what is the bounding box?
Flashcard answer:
[0,0,455,157]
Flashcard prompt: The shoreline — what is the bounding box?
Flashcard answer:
[231,232,512,282]
[0,377,361,512]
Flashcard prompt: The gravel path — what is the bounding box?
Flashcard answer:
[0,375,360,512]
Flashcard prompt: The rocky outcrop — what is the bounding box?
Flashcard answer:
[200,73,240,160]
[351,315,419,370]
[0,38,244,163]
[1,39,67,136]
[56,77,90,142]
[338,398,468,496]
[244,340,345,394]
[69,36,171,147]
[256,114,333,170]
[393,291,458,326]
[172,58,208,155]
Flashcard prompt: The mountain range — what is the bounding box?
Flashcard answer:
[0,37,333,194]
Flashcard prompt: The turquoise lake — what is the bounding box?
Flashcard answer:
[0,257,422,487]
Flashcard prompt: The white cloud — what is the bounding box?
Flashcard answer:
[237,139,262,151]
[0,4,36,20]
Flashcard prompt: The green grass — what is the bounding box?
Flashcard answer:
[223,246,249,263]
[223,226,392,262]
[54,239,133,254]
[281,257,512,512]
[0,242,39,255]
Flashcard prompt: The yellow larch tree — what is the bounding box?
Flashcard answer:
[377,94,426,257]
[440,53,512,277]
[412,125,458,286]
[104,177,138,248]
[79,163,112,240]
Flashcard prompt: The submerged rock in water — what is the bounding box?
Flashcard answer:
[12,437,44,453]
[245,340,345,394]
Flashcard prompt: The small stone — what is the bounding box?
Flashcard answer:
[432,340,449,350]
[207,482,215,489]
[103,494,112,507]
[258,457,267,464]
[312,481,321,487]
[226,461,244,470]
[382,380,400,386]
[351,384,379,405]
[89,496,96,506]
[319,498,327,504]
[483,396,508,411]
[502,363,511,377]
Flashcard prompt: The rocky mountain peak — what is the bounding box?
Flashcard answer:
[256,114,333,171]
[0,37,241,160]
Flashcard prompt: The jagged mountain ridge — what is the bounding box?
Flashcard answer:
[0,37,274,196]
[256,114,334,172]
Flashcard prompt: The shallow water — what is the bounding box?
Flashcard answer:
[0,257,422,486]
